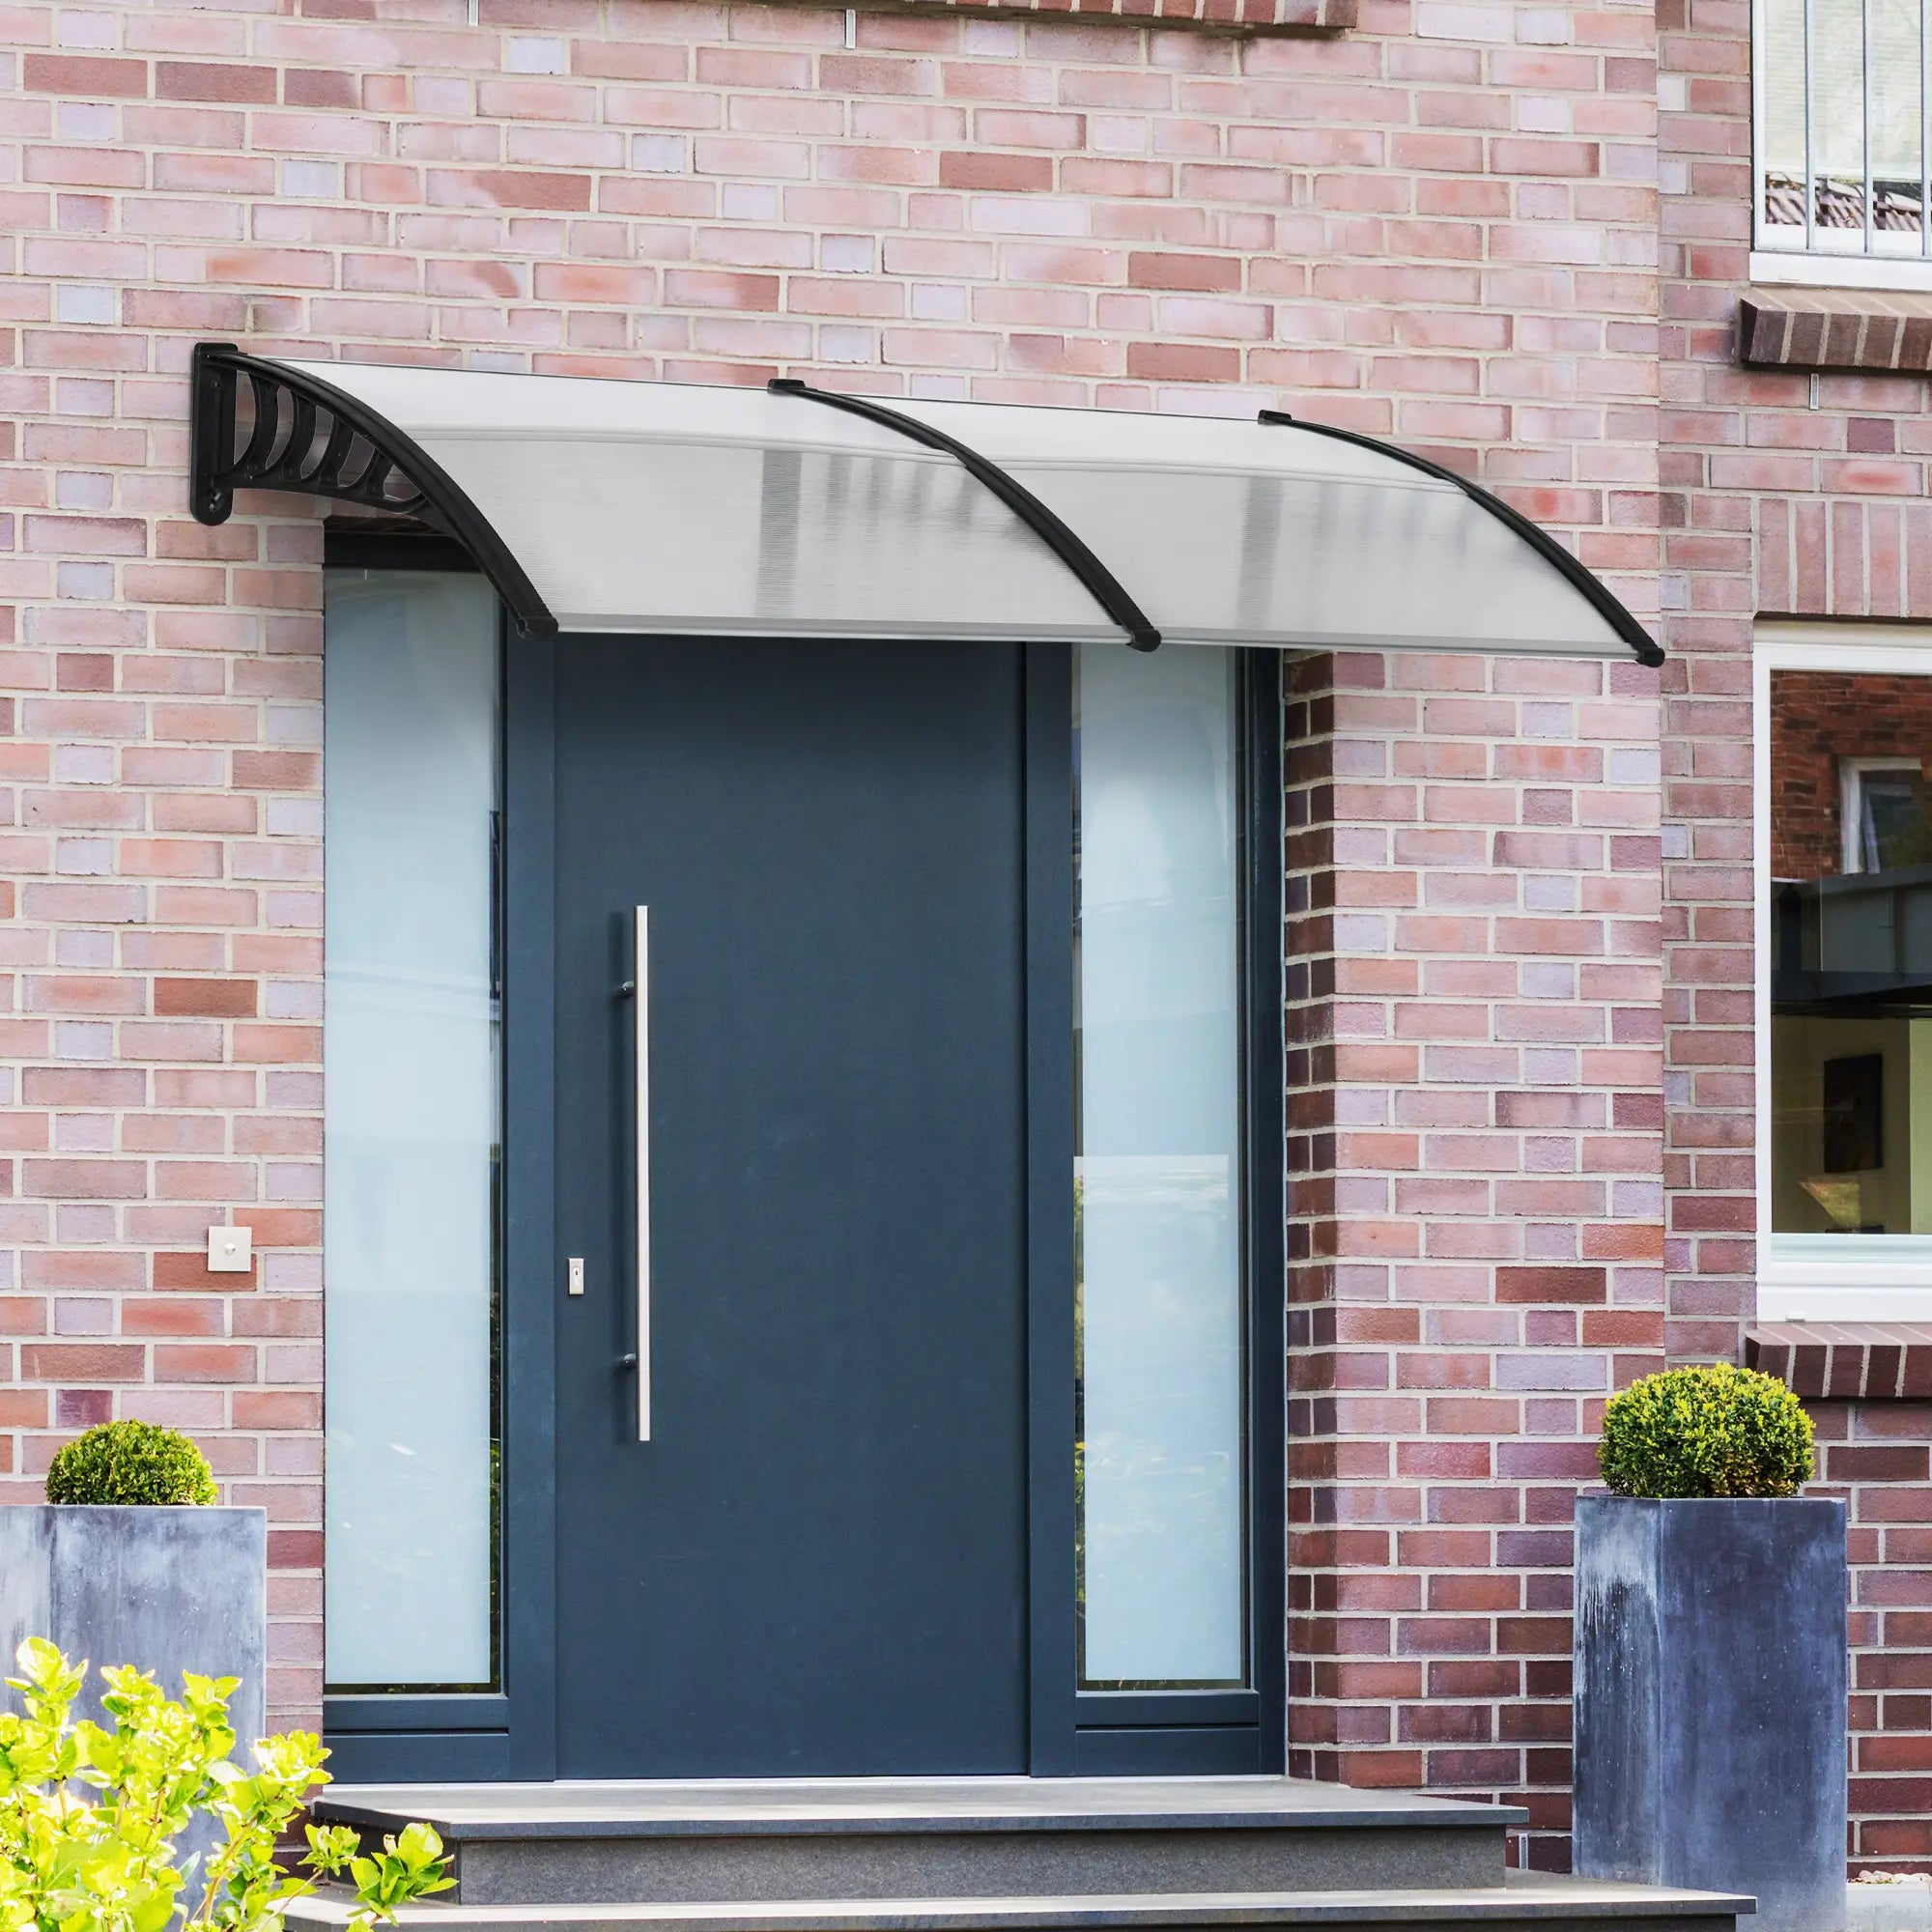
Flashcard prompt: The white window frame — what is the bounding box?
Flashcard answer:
[1755,624,1932,1320]
[1750,250,1932,291]
[1750,0,1932,278]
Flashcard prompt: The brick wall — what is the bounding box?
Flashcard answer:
[1658,0,1932,1876]
[1808,1400,1932,1874]
[1285,648,1663,1866]
[0,508,327,1722]
[1658,0,1932,1366]
[0,0,1662,1843]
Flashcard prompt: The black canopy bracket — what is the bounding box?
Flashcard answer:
[188,341,557,639]
[1258,409,1663,669]
[769,377,1161,653]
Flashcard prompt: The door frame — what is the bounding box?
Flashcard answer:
[323,606,1285,1781]
[323,619,558,1781]
[1026,644,1286,1776]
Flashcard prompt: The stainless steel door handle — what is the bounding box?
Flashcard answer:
[633,905,652,1441]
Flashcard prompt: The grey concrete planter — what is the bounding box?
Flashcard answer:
[0,1505,267,1744]
[1574,1493,1848,1932]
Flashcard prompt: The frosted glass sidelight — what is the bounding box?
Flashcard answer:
[1075,642,1246,1690]
[324,572,498,1690]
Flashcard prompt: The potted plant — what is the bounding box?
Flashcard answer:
[0,1421,267,1746]
[1574,1363,1846,1932]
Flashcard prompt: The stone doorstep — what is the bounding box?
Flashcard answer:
[313,1777,1526,1842]
[284,1876,1756,1932]
[311,1779,1526,1914]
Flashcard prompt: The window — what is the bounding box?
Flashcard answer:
[324,570,501,1691]
[1758,631,1932,1317]
[1073,641,1247,1691]
[1754,0,1932,266]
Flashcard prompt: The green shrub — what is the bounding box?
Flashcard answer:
[0,1636,451,1932]
[1599,1362,1815,1498]
[46,1421,217,1507]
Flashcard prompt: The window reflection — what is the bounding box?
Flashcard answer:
[1771,669,1932,1238]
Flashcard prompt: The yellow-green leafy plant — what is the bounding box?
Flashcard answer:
[45,1423,216,1508]
[0,1638,452,1932]
[1598,1362,1815,1498]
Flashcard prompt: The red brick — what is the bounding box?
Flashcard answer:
[21,1160,147,1201]
[1124,341,1241,383]
[431,168,592,212]
[155,61,275,102]
[1494,1267,1609,1306]
[1128,252,1243,291]
[938,152,1053,191]
[22,54,150,97]
[153,1345,255,1383]
[21,1345,146,1382]
[153,977,259,1017]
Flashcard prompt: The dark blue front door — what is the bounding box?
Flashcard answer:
[548,636,1032,1776]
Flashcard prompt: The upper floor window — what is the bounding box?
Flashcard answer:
[1844,757,1932,870]
[1755,0,1931,266]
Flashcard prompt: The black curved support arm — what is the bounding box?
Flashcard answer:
[769,377,1160,652]
[189,342,557,640]
[1257,409,1663,669]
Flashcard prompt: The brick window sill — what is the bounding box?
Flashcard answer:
[1746,1322,1932,1400]
[1738,287,1932,375]
[786,0,1353,29]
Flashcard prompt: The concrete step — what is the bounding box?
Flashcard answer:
[285,1875,1752,1932]
[311,1778,1524,1908]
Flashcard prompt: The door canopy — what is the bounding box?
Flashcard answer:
[188,341,1662,667]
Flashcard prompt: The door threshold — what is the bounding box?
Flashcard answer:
[315,1774,1516,1833]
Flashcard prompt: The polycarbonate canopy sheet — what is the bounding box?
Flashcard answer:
[894,399,1629,658]
[291,360,1632,658]
[285,361,1111,642]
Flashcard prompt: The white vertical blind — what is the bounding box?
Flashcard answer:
[1075,641,1246,1690]
[1757,0,1929,256]
[324,571,497,1690]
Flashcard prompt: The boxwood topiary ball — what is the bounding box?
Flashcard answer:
[1599,1362,1815,1499]
[46,1419,217,1506]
